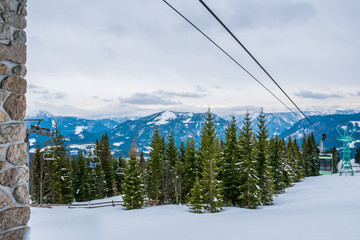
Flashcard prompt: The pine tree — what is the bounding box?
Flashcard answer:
[139,151,148,195]
[188,176,203,213]
[43,123,71,204]
[222,116,242,206]
[73,150,91,202]
[164,130,178,203]
[309,133,320,176]
[29,144,45,204]
[198,109,223,213]
[254,111,274,205]
[59,156,73,203]
[114,155,126,194]
[293,138,305,181]
[269,136,286,193]
[182,137,200,201]
[302,135,311,176]
[284,137,297,186]
[148,127,165,202]
[97,133,117,197]
[123,140,144,210]
[238,112,261,209]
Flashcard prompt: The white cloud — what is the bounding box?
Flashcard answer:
[25,0,360,117]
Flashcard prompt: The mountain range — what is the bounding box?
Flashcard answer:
[25,110,360,157]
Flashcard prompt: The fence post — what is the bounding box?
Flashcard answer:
[112,200,115,207]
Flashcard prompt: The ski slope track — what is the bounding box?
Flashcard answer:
[26,174,360,240]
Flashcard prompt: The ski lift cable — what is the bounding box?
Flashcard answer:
[161,0,298,117]
[198,0,322,137]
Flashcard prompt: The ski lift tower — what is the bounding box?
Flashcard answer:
[336,127,356,176]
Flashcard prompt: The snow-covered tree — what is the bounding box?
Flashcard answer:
[29,144,45,204]
[123,140,144,210]
[198,109,223,213]
[188,176,204,213]
[238,112,261,209]
[182,137,200,201]
[221,116,242,206]
[148,127,165,202]
[254,111,275,205]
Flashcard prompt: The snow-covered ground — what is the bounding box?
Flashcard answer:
[26,174,360,240]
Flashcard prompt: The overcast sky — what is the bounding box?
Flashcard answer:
[26,0,360,118]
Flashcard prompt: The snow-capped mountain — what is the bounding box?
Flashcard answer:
[280,112,360,154]
[26,110,360,157]
[109,111,228,156]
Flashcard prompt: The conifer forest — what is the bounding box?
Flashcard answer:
[29,110,341,212]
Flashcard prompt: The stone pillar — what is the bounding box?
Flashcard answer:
[0,0,30,239]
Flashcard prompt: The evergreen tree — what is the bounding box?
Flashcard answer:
[309,133,320,176]
[148,127,165,202]
[139,151,148,195]
[284,137,297,186]
[254,111,274,205]
[197,109,223,213]
[302,135,311,176]
[269,136,287,193]
[164,130,178,203]
[59,156,73,203]
[238,112,261,209]
[43,123,72,204]
[123,140,144,210]
[73,150,91,202]
[221,116,242,206]
[30,144,45,204]
[182,137,200,201]
[188,176,203,213]
[114,155,126,194]
[97,133,117,197]
[293,138,305,181]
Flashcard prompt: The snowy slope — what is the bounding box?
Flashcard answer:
[26,174,360,240]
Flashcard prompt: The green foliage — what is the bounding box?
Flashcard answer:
[221,116,242,206]
[254,111,275,205]
[114,155,126,193]
[302,133,319,176]
[164,130,178,203]
[42,124,73,204]
[188,176,204,213]
[269,137,286,193]
[123,141,144,210]
[30,144,44,204]
[148,127,165,202]
[73,150,91,202]
[182,137,200,201]
[97,133,117,197]
[238,112,261,209]
[198,109,223,213]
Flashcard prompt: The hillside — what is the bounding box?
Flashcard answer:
[280,113,360,154]
[26,173,360,240]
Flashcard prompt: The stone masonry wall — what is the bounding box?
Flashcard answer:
[0,0,29,240]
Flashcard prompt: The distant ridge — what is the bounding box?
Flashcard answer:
[26,110,360,157]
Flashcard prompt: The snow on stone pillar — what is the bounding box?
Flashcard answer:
[0,0,30,239]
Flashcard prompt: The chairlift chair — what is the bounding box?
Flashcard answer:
[89,155,101,168]
[43,149,56,161]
